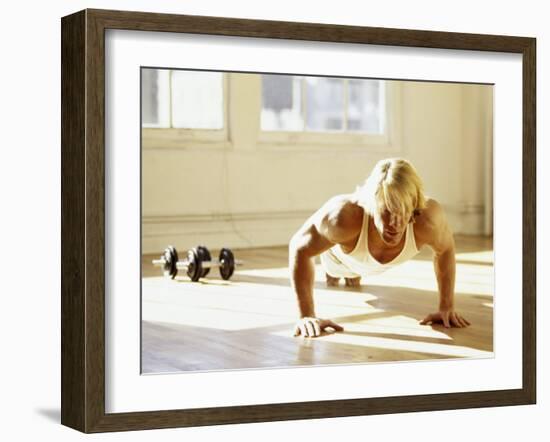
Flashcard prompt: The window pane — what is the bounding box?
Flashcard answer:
[348,79,384,134]
[261,75,303,131]
[171,71,224,129]
[305,77,344,131]
[141,69,170,127]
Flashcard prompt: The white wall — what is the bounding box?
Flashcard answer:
[1,0,547,441]
[143,76,492,253]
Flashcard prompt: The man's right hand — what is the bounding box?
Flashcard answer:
[293,317,344,338]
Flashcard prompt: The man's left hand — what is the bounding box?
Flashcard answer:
[420,310,471,328]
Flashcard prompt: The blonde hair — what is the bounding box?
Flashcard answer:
[355,158,427,220]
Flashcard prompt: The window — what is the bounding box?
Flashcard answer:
[261,76,303,131]
[141,68,227,147]
[141,69,171,127]
[260,74,397,149]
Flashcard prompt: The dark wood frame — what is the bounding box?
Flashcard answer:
[61,8,536,433]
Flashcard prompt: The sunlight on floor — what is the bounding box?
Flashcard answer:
[342,315,454,340]
[235,258,494,296]
[142,276,381,331]
[314,331,492,358]
[143,255,494,331]
[271,314,493,359]
[142,242,494,370]
[455,250,494,264]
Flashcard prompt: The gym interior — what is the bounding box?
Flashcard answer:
[141,70,494,373]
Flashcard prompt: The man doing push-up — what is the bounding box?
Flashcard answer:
[289,158,471,338]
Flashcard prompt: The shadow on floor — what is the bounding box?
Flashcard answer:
[141,319,464,374]
[35,408,60,423]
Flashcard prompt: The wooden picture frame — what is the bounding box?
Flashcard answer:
[61,8,536,433]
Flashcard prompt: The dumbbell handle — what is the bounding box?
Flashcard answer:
[175,258,244,270]
[153,257,200,270]
[203,258,244,268]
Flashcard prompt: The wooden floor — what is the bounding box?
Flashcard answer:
[141,235,494,374]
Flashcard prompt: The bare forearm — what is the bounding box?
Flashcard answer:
[423,251,470,328]
[288,214,338,320]
[434,250,456,309]
[289,249,316,318]
[422,212,470,328]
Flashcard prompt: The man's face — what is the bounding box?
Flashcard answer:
[373,207,411,246]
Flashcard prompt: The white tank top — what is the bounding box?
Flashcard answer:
[330,212,420,276]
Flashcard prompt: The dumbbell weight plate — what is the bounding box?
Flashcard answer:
[164,246,179,279]
[219,248,235,280]
[187,248,203,282]
[197,246,211,278]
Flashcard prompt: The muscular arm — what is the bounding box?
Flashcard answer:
[289,197,361,336]
[288,224,332,318]
[418,200,470,328]
[430,206,456,311]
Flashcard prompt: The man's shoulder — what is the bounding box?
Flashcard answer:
[318,195,364,243]
[416,198,444,223]
[413,198,450,241]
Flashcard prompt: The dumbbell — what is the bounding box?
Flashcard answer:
[151,245,242,281]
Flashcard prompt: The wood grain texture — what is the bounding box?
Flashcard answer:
[89,8,532,52]
[61,10,86,432]
[141,240,494,374]
[85,9,107,433]
[522,38,536,403]
[60,8,537,433]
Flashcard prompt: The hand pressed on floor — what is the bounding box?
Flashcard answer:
[420,310,471,328]
[293,317,344,338]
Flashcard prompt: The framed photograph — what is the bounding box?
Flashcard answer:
[61,9,536,433]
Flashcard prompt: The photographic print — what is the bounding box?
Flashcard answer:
[140,69,494,374]
[61,9,535,432]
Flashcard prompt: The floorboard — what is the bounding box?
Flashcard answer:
[141,235,494,373]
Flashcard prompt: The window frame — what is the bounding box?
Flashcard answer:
[141,71,230,150]
[257,79,402,153]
